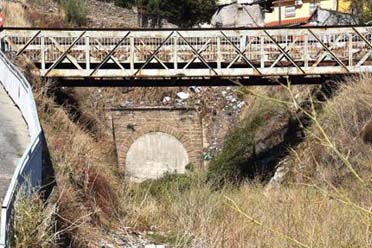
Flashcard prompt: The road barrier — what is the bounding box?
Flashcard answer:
[0,51,42,248]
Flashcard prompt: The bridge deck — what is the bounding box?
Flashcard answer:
[0,85,29,225]
[2,26,372,85]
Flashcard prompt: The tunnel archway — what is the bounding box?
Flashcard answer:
[125,131,190,182]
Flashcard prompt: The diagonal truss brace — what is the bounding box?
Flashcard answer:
[220,31,262,75]
[263,30,305,74]
[177,31,218,75]
[183,39,211,70]
[134,32,174,76]
[93,39,126,71]
[49,37,83,71]
[270,37,299,69]
[16,30,41,56]
[135,40,169,70]
[45,31,86,76]
[312,34,345,68]
[352,27,372,66]
[90,32,131,76]
[307,29,350,72]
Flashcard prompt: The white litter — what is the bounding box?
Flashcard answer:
[162,96,171,104]
[190,86,202,93]
[176,92,190,101]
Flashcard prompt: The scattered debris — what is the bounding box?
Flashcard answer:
[203,151,212,161]
[190,86,202,93]
[176,92,190,101]
[120,100,134,107]
[162,96,172,105]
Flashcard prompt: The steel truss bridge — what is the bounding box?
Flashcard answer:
[1,26,372,86]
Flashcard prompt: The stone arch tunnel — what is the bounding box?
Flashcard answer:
[111,107,203,182]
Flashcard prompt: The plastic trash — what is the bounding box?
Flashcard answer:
[176,92,190,101]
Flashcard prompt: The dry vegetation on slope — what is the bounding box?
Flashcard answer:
[289,77,372,186]
[11,74,371,247]
[3,0,371,247]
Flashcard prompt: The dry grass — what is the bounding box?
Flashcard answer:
[3,0,66,28]
[2,0,31,27]
[11,76,370,247]
[10,53,122,245]
[115,78,371,247]
[116,175,370,247]
[12,187,58,247]
[15,82,123,246]
[288,76,372,186]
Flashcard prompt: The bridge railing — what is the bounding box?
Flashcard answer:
[0,51,43,248]
[1,26,372,80]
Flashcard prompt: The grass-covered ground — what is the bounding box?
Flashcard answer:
[11,76,371,247]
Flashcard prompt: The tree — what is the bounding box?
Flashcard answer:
[116,0,217,27]
[350,0,372,23]
[158,0,217,27]
[115,0,137,8]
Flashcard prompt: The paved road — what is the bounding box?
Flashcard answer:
[0,85,29,220]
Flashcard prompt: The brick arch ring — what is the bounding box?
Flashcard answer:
[119,124,194,168]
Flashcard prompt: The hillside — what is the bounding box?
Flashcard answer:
[3,0,139,28]
[2,0,371,247]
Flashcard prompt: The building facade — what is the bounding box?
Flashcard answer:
[265,0,352,26]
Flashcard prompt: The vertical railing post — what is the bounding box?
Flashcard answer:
[240,34,245,52]
[304,33,309,68]
[260,34,265,69]
[85,35,90,75]
[217,36,221,71]
[173,36,178,72]
[41,36,45,76]
[130,36,135,75]
[348,32,353,66]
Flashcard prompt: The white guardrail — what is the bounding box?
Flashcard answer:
[0,51,43,247]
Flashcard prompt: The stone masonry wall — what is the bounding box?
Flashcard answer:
[112,107,203,176]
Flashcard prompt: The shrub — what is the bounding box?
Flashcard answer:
[139,173,194,199]
[115,0,136,8]
[207,90,291,188]
[207,115,266,188]
[62,0,88,26]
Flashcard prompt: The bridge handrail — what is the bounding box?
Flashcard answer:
[0,51,42,248]
[3,26,372,81]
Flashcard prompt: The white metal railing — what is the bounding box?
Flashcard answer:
[2,26,372,80]
[0,51,42,248]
